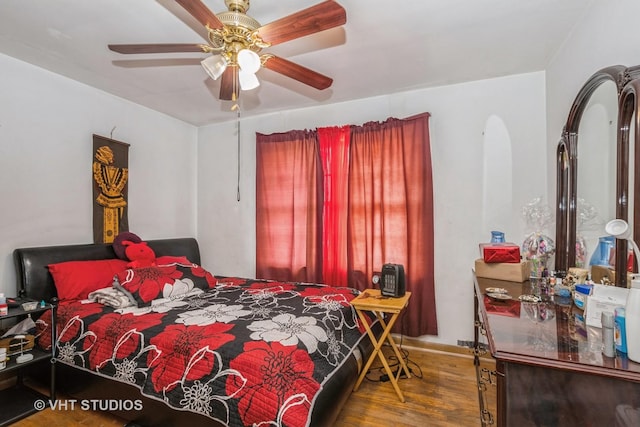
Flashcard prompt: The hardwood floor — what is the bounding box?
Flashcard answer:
[11,344,493,427]
[334,343,493,426]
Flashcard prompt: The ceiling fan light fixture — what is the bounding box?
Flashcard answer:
[239,69,260,91]
[237,49,261,74]
[109,0,347,102]
[201,54,228,80]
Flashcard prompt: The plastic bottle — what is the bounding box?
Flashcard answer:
[615,306,627,354]
[574,284,593,309]
[0,293,7,316]
[626,277,640,363]
[602,311,616,358]
[589,235,616,267]
[490,231,505,243]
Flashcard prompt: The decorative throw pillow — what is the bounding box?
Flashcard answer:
[48,259,129,301]
[114,263,217,307]
[155,255,192,265]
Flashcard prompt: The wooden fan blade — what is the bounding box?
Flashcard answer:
[257,0,346,47]
[219,66,239,101]
[263,55,333,90]
[175,0,224,30]
[108,43,207,54]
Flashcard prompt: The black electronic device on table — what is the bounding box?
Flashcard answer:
[7,298,21,308]
[375,263,406,298]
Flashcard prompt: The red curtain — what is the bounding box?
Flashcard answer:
[348,113,437,336]
[318,126,351,286]
[255,113,437,337]
[255,130,323,283]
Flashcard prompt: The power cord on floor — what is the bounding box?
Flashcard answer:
[364,343,423,382]
[364,327,424,383]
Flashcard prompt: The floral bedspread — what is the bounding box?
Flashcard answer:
[38,271,372,427]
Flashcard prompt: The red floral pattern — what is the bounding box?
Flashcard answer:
[247,280,297,294]
[118,265,183,304]
[298,286,357,307]
[148,322,235,393]
[117,264,218,306]
[227,340,319,426]
[189,264,218,288]
[42,275,374,427]
[83,312,165,369]
[37,301,104,350]
[215,276,249,287]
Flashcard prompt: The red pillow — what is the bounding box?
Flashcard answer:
[155,256,192,265]
[48,259,129,301]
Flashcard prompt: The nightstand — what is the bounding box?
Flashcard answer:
[0,302,56,426]
[351,289,412,402]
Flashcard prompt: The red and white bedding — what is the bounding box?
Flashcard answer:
[37,262,373,427]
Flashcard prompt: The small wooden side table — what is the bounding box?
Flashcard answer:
[351,289,412,402]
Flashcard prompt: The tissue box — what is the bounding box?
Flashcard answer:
[584,284,629,328]
[481,244,521,263]
[475,259,531,282]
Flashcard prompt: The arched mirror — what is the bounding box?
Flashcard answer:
[576,80,618,268]
[614,74,640,285]
[556,65,640,287]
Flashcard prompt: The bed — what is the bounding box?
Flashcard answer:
[13,238,377,427]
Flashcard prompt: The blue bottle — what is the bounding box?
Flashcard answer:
[589,235,615,266]
[615,306,627,354]
[490,231,505,244]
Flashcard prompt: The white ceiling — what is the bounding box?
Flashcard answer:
[0,0,591,126]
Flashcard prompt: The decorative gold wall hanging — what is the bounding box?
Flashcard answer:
[92,134,129,243]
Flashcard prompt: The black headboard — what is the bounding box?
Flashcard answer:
[13,238,200,303]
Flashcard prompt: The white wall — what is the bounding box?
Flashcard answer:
[546,0,640,207]
[0,53,198,295]
[198,72,547,345]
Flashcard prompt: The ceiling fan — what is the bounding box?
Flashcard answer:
[108,0,346,101]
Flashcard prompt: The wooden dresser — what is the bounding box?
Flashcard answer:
[473,275,640,426]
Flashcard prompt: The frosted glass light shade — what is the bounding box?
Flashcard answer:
[239,69,260,90]
[237,49,260,74]
[201,55,227,80]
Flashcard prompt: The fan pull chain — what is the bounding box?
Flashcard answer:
[235,105,241,202]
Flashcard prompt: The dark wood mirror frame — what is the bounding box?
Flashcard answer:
[556,65,640,287]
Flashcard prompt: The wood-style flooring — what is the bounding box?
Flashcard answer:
[11,343,494,427]
[335,343,494,426]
